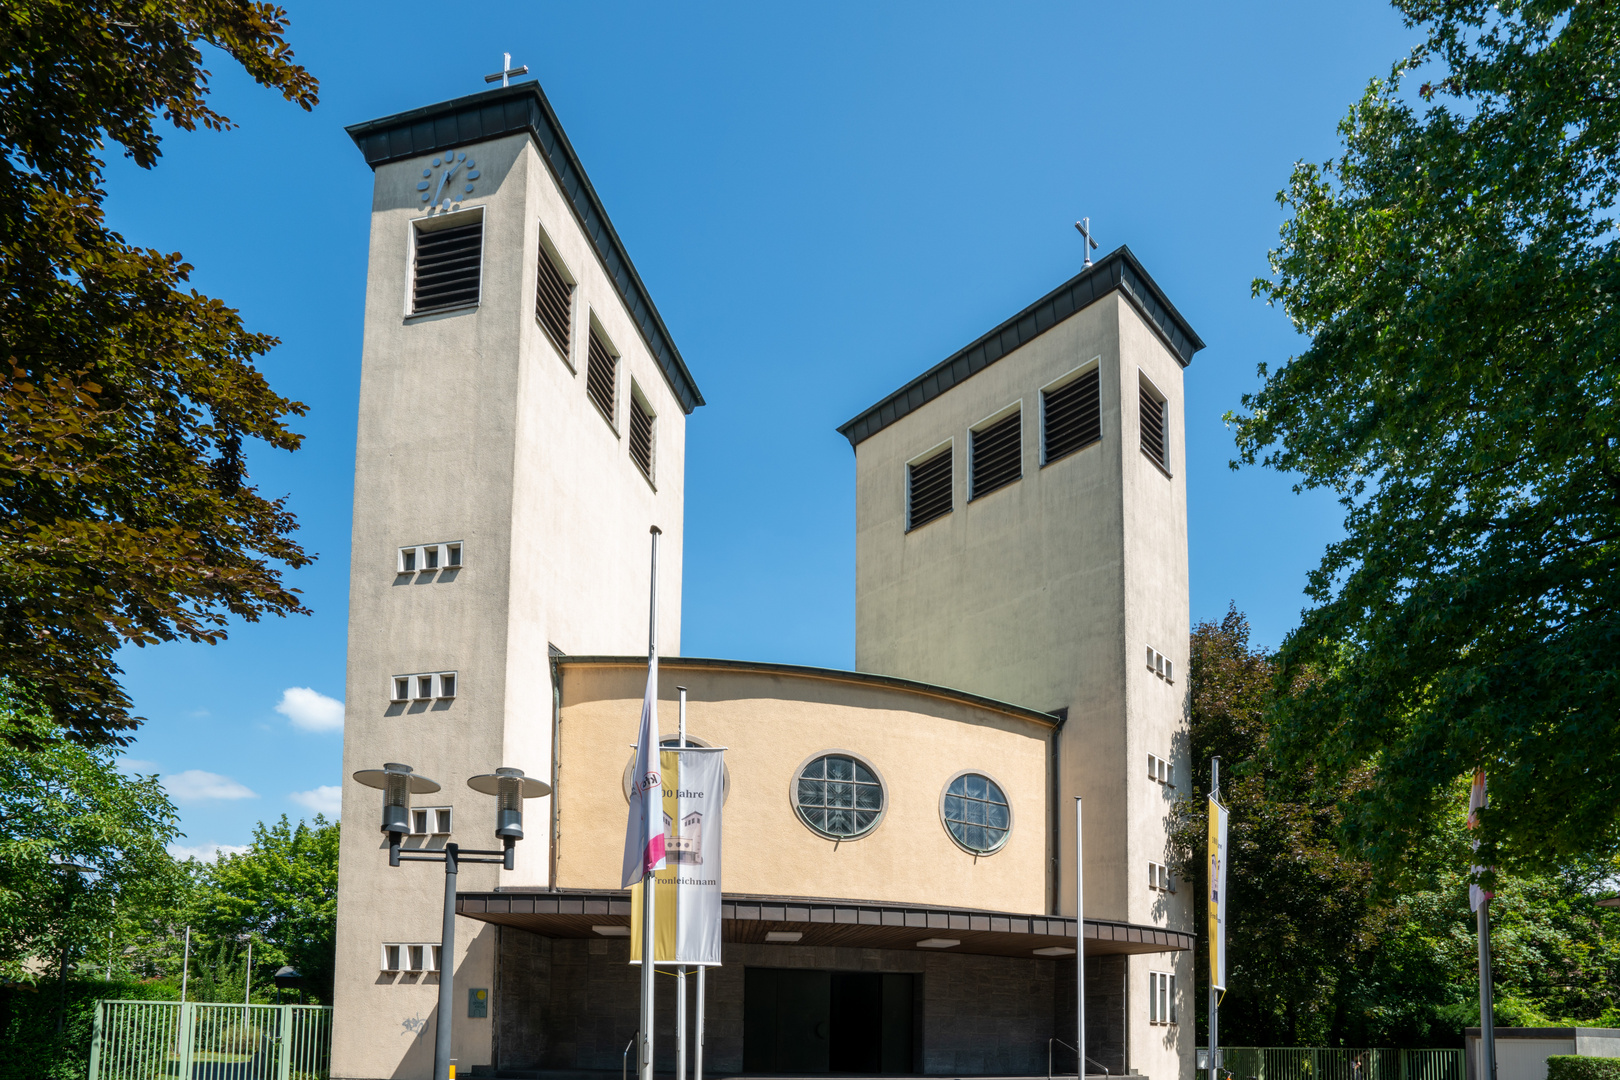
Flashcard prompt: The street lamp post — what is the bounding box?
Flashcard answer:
[52,860,94,1037]
[354,762,551,1080]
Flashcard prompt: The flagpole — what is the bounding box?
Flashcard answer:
[1470,770,1495,1080]
[641,526,661,1080]
[676,686,688,1080]
[1209,757,1220,1080]
[1075,796,1085,1080]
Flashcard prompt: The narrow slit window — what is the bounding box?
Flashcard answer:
[629,391,655,481]
[1140,383,1167,469]
[408,945,425,972]
[970,410,1022,499]
[1043,368,1101,464]
[907,448,953,531]
[417,676,433,700]
[424,545,439,570]
[412,218,484,315]
[535,242,574,357]
[586,327,618,424]
[432,945,443,972]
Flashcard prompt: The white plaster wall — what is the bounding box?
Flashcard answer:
[334,122,688,1080]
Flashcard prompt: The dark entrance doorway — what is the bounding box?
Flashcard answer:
[743,968,915,1074]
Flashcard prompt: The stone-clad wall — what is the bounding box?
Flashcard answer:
[493,928,1130,1077]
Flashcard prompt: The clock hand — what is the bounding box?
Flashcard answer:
[430,163,460,206]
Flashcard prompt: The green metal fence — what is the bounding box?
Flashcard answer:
[1204,1048,1466,1080]
[87,1001,333,1080]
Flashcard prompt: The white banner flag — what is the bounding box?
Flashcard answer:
[631,747,725,966]
[620,658,665,888]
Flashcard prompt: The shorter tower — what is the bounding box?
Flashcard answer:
[841,247,1203,1080]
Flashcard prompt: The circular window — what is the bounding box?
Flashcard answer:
[793,753,885,840]
[941,772,1011,854]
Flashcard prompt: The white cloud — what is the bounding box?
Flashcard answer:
[168,842,251,863]
[275,687,344,732]
[164,769,257,802]
[290,785,342,818]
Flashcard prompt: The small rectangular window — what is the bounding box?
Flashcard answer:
[412,217,484,315]
[1164,658,1174,683]
[1166,762,1175,788]
[1140,382,1168,469]
[1147,645,1157,671]
[436,808,453,834]
[383,945,401,972]
[1148,753,1159,780]
[400,547,417,573]
[586,326,618,425]
[1169,975,1177,1023]
[628,389,655,482]
[1155,651,1165,678]
[1148,862,1158,889]
[408,945,425,972]
[393,678,410,702]
[1149,971,1160,1023]
[1043,366,1101,464]
[535,239,574,358]
[432,945,443,972]
[416,676,433,700]
[438,673,456,698]
[907,447,953,531]
[445,543,462,568]
[424,545,439,570]
[970,409,1022,500]
[413,809,428,835]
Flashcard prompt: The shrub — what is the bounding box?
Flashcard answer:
[1547,1057,1620,1080]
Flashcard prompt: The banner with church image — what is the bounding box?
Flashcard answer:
[630,746,725,966]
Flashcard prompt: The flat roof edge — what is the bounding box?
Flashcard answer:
[556,654,1061,729]
[345,82,704,414]
[836,245,1204,449]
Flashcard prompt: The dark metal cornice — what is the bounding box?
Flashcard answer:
[837,245,1204,449]
[346,83,704,414]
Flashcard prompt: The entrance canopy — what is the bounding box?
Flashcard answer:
[457,889,1192,959]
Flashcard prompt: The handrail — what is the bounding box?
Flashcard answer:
[1048,1036,1110,1080]
[623,1037,635,1080]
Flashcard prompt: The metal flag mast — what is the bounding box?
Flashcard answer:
[677,686,688,1080]
[640,527,661,1080]
[1469,770,1497,1080]
[1076,797,1086,1080]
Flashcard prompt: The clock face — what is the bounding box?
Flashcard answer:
[416,151,481,213]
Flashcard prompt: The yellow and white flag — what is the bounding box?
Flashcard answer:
[1208,795,1229,991]
[630,746,725,966]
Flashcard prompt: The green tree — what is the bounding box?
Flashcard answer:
[0,682,185,984]
[0,0,320,748]
[1236,0,1620,876]
[189,815,340,1003]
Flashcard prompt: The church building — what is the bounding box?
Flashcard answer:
[332,77,1202,1080]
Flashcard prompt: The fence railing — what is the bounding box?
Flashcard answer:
[88,1000,333,1080]
[1202,1048,1466,1080]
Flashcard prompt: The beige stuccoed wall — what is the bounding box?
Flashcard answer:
[850,286,1194,1080]
[334,120,688,1080]
[554,662,1054,913]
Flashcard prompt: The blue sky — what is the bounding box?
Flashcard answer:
[104,1,1417,856]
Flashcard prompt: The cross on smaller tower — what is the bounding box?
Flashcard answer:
[1074,217,1098,268]
[484,52,529,88]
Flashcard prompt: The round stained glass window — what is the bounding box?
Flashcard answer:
[794,753,885,839]
[941,772,1011,854]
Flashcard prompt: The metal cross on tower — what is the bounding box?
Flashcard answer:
[485,52,529,88]
[1074,217,1098,267]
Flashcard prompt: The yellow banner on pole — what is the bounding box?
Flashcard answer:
[1208,795,1228,991]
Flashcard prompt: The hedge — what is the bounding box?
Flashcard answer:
[1547,1057,1620,1080]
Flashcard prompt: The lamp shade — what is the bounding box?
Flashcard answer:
[468,767,551,840]
[353,763,441,836]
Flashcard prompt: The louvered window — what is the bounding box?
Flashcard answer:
[412,218,483,314]
[970,410,1022,499]
[587,328,617,424]
[907,447,952,531]
[535,242,573,357]
[1044,368,1101,464]
[629,391,655,481]
[1141,384,1167,468]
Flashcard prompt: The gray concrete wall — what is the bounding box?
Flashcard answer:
[492,929,1130,1077]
